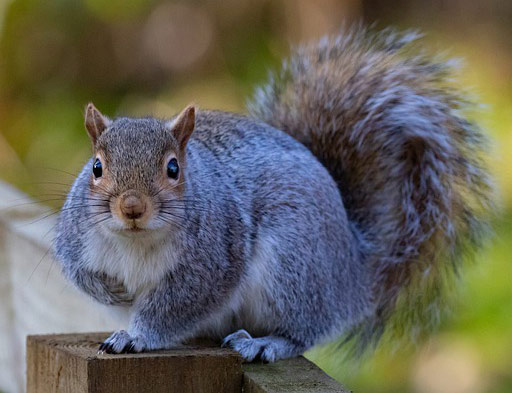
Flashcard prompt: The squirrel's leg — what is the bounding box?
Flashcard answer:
[99,261,243,354]
[99,294,205,355]
[69,268,134,306]
[221,330,305,363]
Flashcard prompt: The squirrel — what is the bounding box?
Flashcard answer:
[54,26,492,362]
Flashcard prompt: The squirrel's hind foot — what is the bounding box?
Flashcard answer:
[221,329,304,363]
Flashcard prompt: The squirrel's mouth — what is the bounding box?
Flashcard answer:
[124,225,146,233]
[115,226,149,238]
[127,227,144,232]
[115,222,148,234]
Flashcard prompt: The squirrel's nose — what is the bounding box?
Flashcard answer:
[120,194,146,220]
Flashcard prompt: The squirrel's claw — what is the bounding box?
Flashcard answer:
[221,329,252,348]
[222,330,304,363]
[98,330,147,355]
[221,330,272,363]
[97,342,107,354]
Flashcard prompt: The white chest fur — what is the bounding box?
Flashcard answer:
[82,230,181,294]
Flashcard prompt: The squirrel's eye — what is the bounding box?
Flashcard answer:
[93,158,103,178]
[167,158,179,179]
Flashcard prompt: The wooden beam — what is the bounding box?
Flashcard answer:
[243,357,349,393]
[26,333,242,393]
[26,333,348,393]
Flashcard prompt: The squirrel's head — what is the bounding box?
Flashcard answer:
[84,103,195,237]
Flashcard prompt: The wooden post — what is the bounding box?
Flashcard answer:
[26,333,349,393]
[26,333,242,393]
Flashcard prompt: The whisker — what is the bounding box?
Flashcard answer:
[151,186,167,199]
[85,211,112,219]
[2,193,111,212]
[27,181,73,188]
[155,214,219,239]
[155,216,190,233]
[89,183,117,199]
[84,215,113,232]
[45,252,57,285]
[21,210,61,226]
[41,167,80,178]
[158,210,188,222]
[26,245,52,283]
[41,219,60,241]
[38,193,110,202]
[1,200,61,212]
[159,205,210,213]
[157,199,210,207]
[60,204,110,211]
[157,198,208,204]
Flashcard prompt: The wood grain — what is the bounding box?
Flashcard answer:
[242,357,350,393]
[26,333,242,393]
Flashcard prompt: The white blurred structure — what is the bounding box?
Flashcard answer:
[0,181,126,393]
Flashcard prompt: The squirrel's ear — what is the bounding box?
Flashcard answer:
[85,103,111,146]
[166,105,195,149]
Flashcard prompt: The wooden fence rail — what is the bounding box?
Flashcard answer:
[26,333,348,393]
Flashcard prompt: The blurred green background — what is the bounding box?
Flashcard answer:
[0,1,510,392]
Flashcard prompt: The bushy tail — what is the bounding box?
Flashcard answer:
[249,26,493,352]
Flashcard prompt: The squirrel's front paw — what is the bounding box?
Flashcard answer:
[98,330,147,354]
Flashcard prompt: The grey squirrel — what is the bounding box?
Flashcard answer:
[54,27,492,362]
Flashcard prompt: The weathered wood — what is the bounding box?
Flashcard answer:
[26,333,349,393]
[243,357,350,393]
[26,333,243,393]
